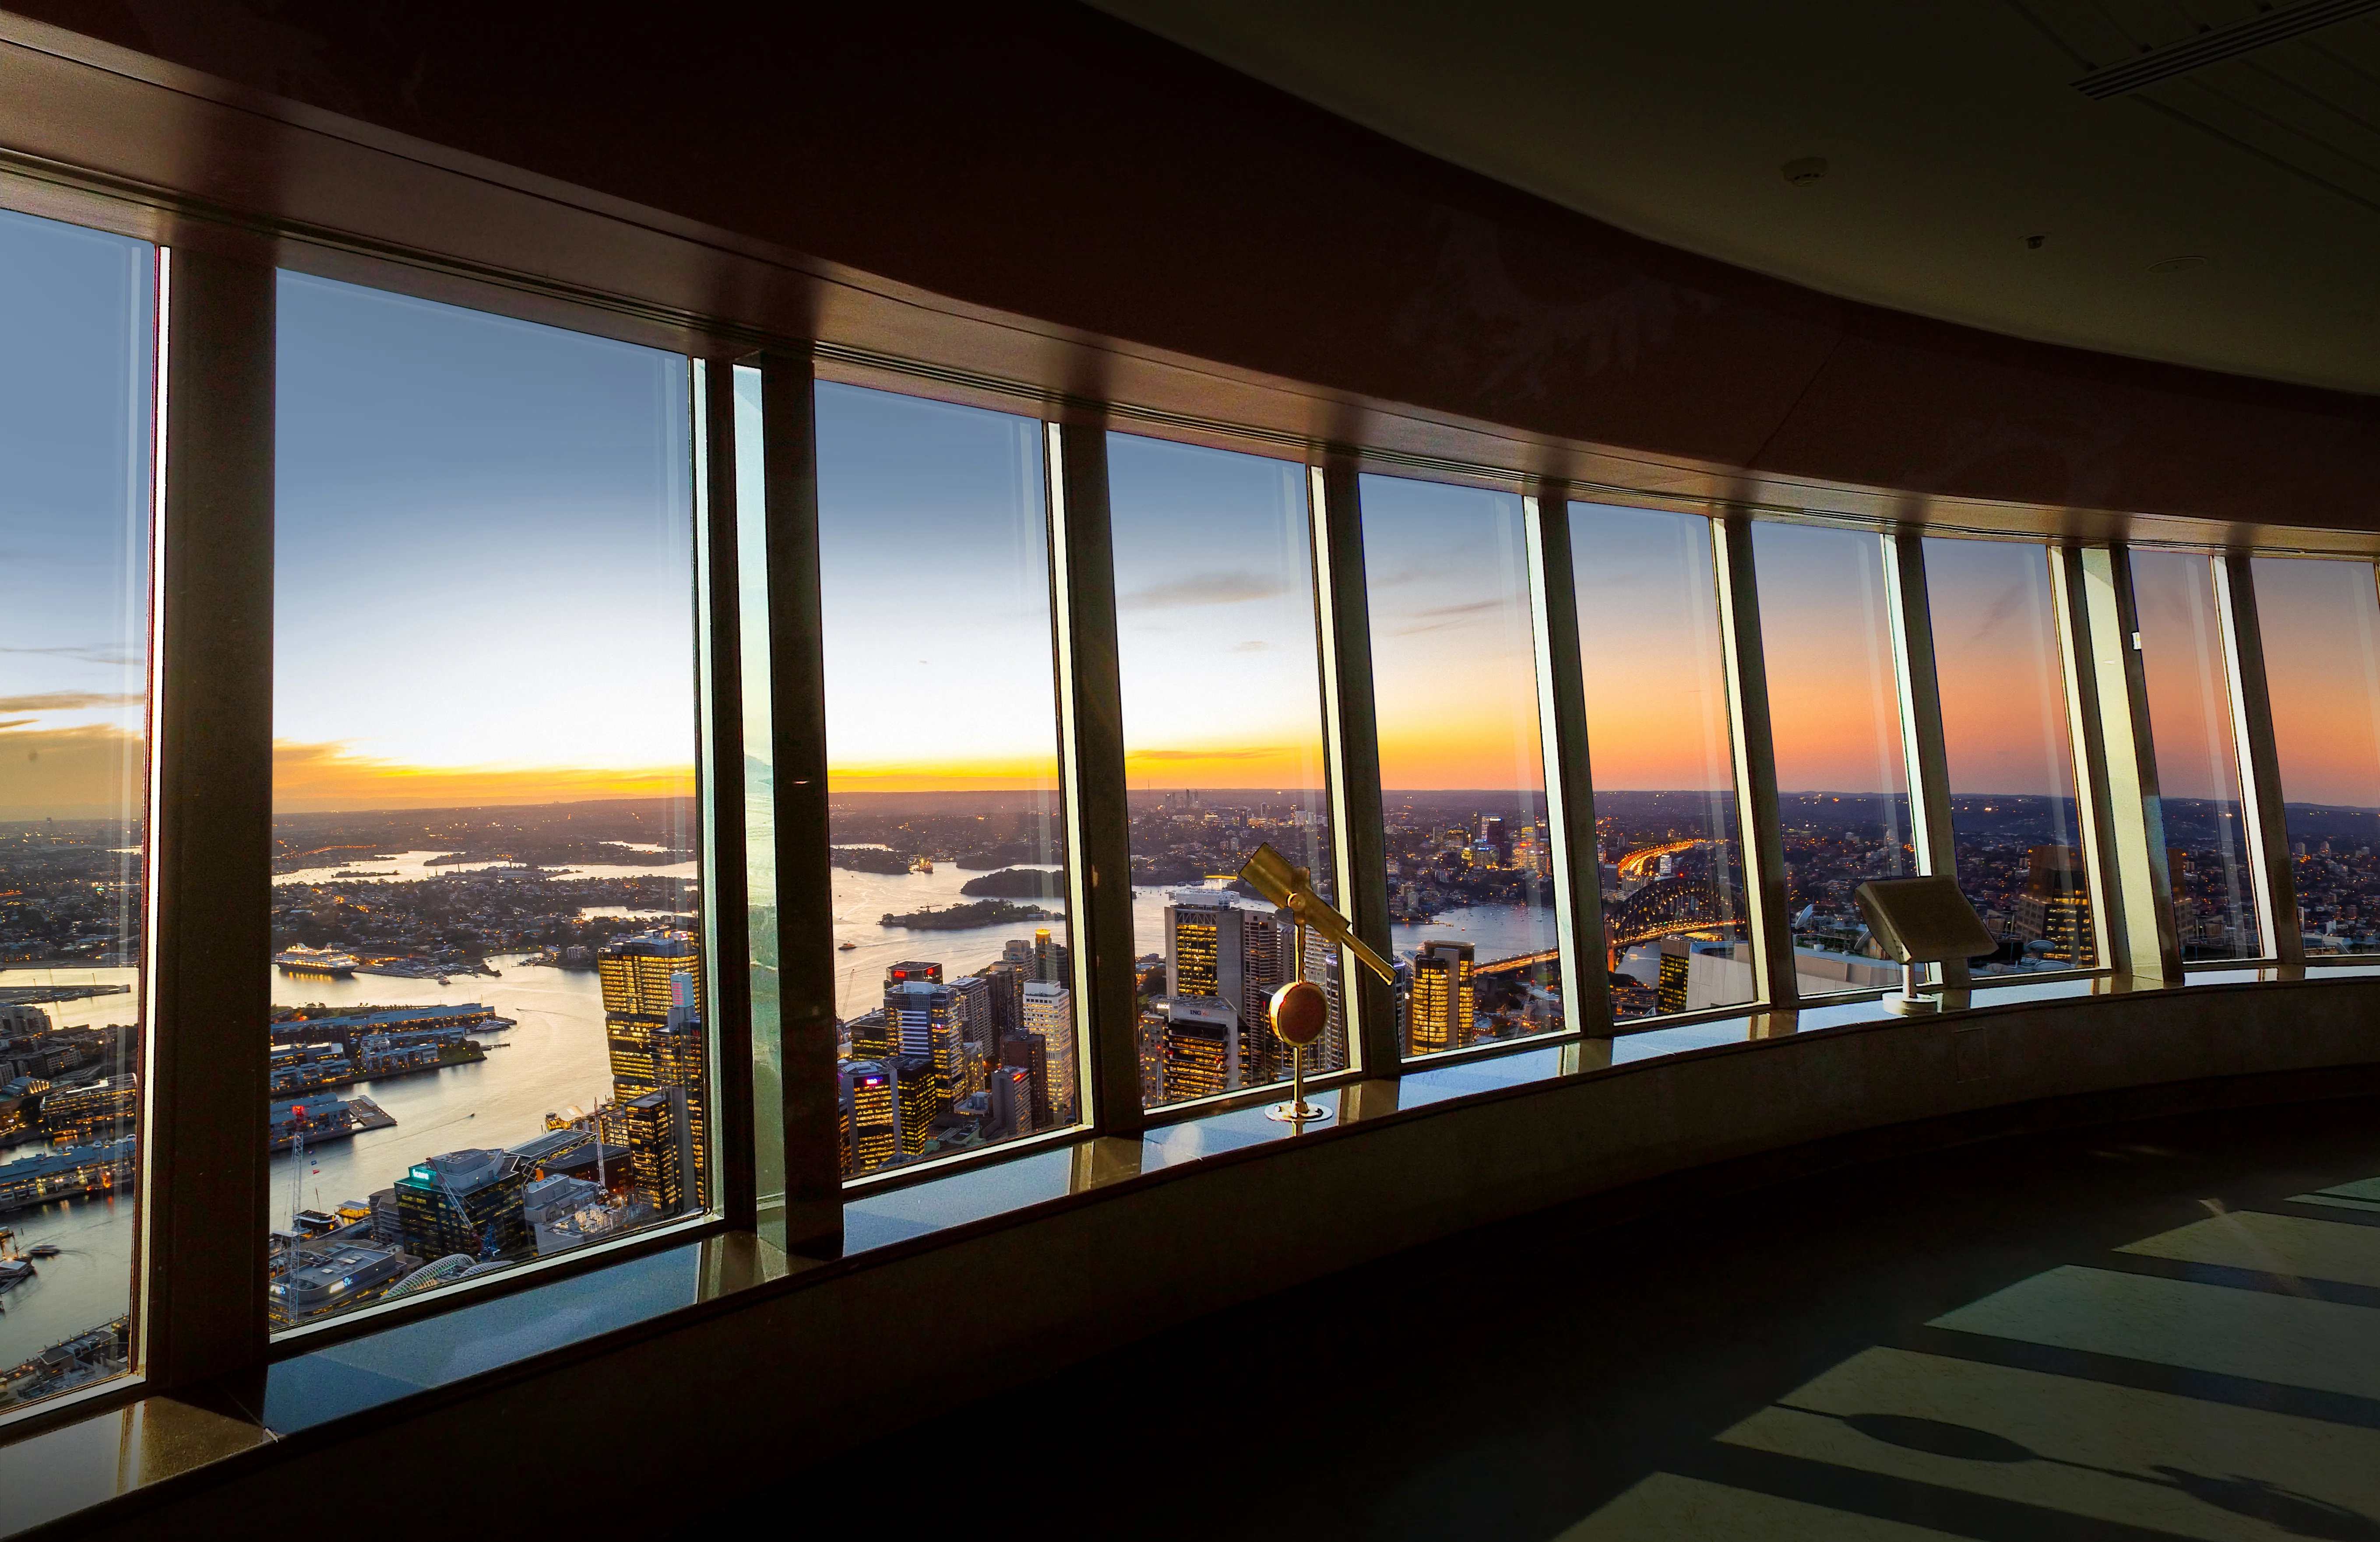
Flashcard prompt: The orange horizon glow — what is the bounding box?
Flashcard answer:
[271,739,692,814]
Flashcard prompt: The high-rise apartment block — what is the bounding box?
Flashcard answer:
[619,1085,694,1215]
[2013,845,2095,965]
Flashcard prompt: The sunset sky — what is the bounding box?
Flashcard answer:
[2130,548,2245,807]
[1360,474,1546,794]
[1571,501,1738,794]
[0,209,152,823]
[2253,555,2380,811]
[272,272,698,813]
[1752,521,1910,797]
[1924,536,2077,801]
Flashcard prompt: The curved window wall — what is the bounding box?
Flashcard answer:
[7,179,2370,1435]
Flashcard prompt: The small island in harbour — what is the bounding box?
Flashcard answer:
[879,899,1056,931]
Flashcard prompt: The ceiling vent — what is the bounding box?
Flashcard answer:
[2071,0,2380,97]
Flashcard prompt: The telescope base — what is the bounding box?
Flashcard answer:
[1264,1099,1333,1125]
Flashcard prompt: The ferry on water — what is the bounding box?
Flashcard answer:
[911,855,934,874]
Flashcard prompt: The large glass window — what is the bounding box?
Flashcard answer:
[1108,436,1340,1109]
[1924,539,2096,973]
[1752,522,1912,997]
[269,274,702,1331]
[0,211,153,1412]
[813,383,1077,1178]
[1571,505,1752,1021]
[1360,476,1562,1057]
[2131,549,2262,960]
[2251,556,2380,955]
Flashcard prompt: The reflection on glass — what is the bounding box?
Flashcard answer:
[1924,539,2095,974]
[1572,505,1751,1020]
[1752,522,1911,997]
[814,383,1075,1177]
[270,274,702,1331]
[2131,550,2262,960]
[732,366,783,1219]
[2251,557,2380,955]
[0,210,153,1412]
[1360,476,1561,1057]
[1108,435,1339,1109]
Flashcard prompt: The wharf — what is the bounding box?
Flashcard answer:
[268,1096,396,1154]
[0,984,132,1007]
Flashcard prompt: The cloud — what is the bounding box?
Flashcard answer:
[1389,598,1504,636]
[0,722,144,820]
[271,739,694,813]
[1127,747,1285,762]
[0,646,143,667]
[1230,640,1270,653]
[0,691,144,713]
[1120,570,1288,611]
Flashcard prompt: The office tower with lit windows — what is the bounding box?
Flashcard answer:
[1159,996,1238,1101]
[890,1054,936,1157]
[1165,891,1239,1005]
[886,978,965,1117]
[619,1085,694,1215]
[1408,941,1477,1056]
[1021,980,1074,1126]
[987,1064,1033,1141]
[841,1059,898,1174]
[976,960,1025,1048]
[601,934,710,1205]
[2013,845,2095,965]
[948,973,993,1090]
[394,1148,529,1261]
[1000,1031,1050,1130]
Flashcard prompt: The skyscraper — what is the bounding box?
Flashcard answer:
[619,1085,694,1215]
[841,1059,897,1174]
[601,933,710,1205]
[885,978,965,1118]
[394,1148,528,1261]
[1408,941,1477,1056]
[1159,996,1238,1102]
[1022,980,1074,1126]
[890,1054,936,1157]
[2014,845,2095,965]
[885,960,943,986]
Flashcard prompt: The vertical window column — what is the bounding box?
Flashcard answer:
[1713,517,1794,1015]
[1526,494,1609,1037]
[148,244,275,1386]
[1883,530,1961,987]
[2214,553,2301,965]
[2077,545,2183,979]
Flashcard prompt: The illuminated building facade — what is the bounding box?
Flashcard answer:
[620,1086,694,1215]
[2013,845,2096,966]
[886,978,965,1118]
[841,1059,897,1174]
[1022,980,1074,1126]
[601,934,710,1206]
[1408,941,1477,1056]
[393,1148,528,1262]
[1159,996,1237,1102]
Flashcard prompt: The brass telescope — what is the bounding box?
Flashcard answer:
[1237,843,1397,984]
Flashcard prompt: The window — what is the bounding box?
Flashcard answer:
[1359,475,1563,1056]
[269,274,703,1330]
[731,366,785,1217]
[2250,557,2380,955]
[2130,550,2262,961]
[1752,522,1912,998]
[1107,436,1341,1109]
[0,210,155,1410]
[1924,538,2097,973]
[1570,505,1753,1020]
[813,383,1078,1177]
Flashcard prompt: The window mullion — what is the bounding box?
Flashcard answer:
[2216,551,2302,965]
[2077,543,2183,980]
[1883,527,1965,987]
[1711,514,1797,1017]
[1311,464,1398,1075]
[144,245,276,1387]
[1048,422,1144,1138]
[757,347,841,1256]
[1524,491,1612,1041]
[2049,544,2120,973]
[694,358,757,1229]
